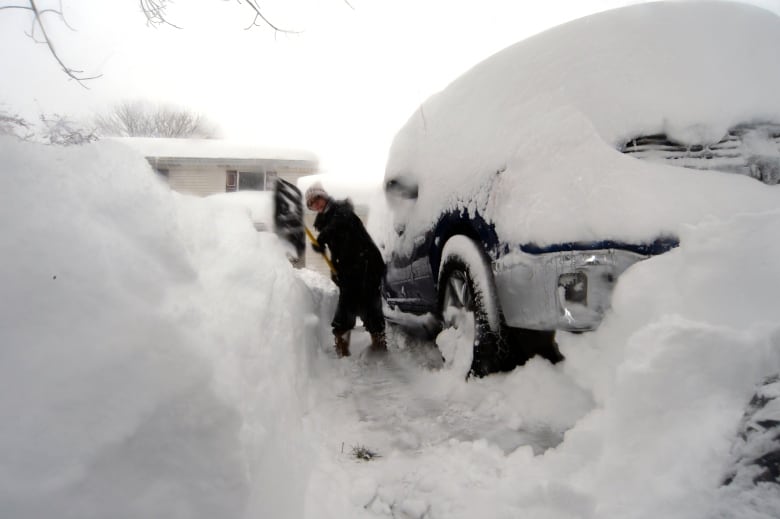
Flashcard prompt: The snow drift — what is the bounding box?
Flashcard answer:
[0,137,320,519]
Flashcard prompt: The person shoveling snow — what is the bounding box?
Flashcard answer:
[305,182,387,358]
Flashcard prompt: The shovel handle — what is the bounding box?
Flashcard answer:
[304,226,336,274]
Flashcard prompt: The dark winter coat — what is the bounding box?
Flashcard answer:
[313,199,384,285]
[313,199,386,334]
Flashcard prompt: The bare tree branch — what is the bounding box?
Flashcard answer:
[240,0,299,33]
[95,100,217,138]
[137,0,299,34]
[4,0,329,85]
[1,106,98,145]
[0,107,34,141]
[45,1,75,31]
[139,0,181,29]
[25,0,102,87]
[39,112,99,145]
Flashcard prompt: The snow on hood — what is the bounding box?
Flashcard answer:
[385,1,780,249]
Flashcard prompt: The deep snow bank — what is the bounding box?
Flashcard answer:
[0,137,318,519]
[557,210,780,518]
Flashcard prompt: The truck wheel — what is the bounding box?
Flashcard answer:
[438,237,501,377]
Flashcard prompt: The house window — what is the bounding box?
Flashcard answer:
[227,171,279,191]
[226,170,238,192]
[238,171,265,191]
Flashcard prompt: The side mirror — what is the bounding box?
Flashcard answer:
[385,177,419,200]
[385,176,417,236]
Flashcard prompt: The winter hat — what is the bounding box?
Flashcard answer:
[305,182,329,209]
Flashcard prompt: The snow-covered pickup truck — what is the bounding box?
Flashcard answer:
[380,1,780,376]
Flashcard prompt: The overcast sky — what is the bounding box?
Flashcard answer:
[2,0,779,183]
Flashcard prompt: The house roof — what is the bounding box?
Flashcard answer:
[110,137,318,163]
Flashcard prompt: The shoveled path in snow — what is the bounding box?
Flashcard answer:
[306,324,592,461]
[302,322,595,517]
[296,271,595,516]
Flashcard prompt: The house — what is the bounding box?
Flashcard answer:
[113,137,317,268]
[113,137,318,196]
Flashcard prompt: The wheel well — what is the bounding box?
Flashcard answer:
[430,212,497,284]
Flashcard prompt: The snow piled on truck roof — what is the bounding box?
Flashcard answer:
[385,1,780,248]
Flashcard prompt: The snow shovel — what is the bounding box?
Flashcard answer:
[304,226,336,275]
[273,179,305,260]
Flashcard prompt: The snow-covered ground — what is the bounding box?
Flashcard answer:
[2,3,780,518]
[2,132,779,519]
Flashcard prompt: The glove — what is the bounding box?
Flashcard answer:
[311,242,324,254]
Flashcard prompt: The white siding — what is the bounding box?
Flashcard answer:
[168,167,226,197]
[165,167,314,198]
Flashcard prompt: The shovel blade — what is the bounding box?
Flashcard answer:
[274,179,305,261]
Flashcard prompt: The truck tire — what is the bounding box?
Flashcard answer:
[438,237,502,377]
